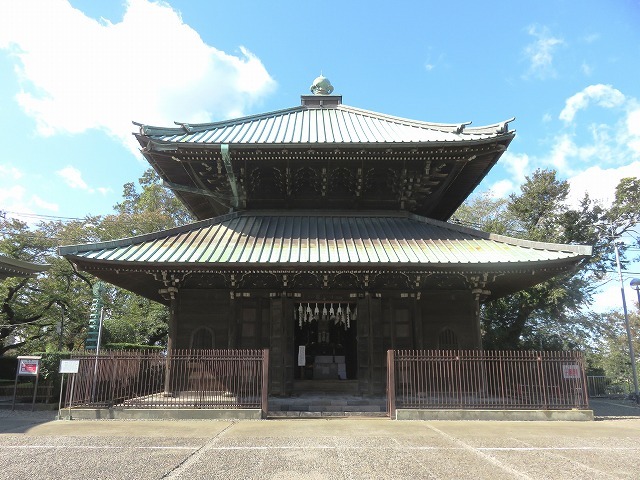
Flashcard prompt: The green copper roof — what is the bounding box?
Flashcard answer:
[136,104,514,147]
[60,211,590,267]
[0,255,50,280]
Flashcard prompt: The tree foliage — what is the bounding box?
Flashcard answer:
[455,169,640,350]
[0,169,192,355]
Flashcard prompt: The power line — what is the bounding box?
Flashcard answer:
[3,211,89,222]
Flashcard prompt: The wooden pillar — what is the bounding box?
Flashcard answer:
[414,294,423,349]
[228,292,237,348]
[269,296,285,395]
[472,289,489,350]
[163,287,178,396]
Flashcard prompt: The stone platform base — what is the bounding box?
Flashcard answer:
[63,408,263,420]
[395,409,594,421]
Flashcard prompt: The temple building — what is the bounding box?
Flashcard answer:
[60,77,591,396]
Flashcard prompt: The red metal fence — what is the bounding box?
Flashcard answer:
[387,350,589,411]
[64,349,269,414]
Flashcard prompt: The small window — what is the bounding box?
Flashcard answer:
[191,327,214,349]
[438,328,458,350]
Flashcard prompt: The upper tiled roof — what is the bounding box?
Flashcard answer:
[60,211,590,267]
[137,104,514,147]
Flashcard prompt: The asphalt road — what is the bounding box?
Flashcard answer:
[1,401,639,480]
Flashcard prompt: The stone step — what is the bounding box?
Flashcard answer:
[270,404,386,412]
[268,393,387,416]
[268,411,389,418]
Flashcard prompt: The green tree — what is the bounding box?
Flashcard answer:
[0,169,192,354]
[0,216,92,355]
[455,169,637,350]
[589,308,639,391]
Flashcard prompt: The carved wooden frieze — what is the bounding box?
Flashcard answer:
[330,272,360,290]
[372,272,410,290]
[183,273,227,289]
[238,272,281,289]
[288,272,320,289]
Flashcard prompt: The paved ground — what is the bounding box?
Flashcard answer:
[1,399,639,480]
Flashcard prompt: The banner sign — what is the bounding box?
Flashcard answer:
[562,364,581,379]
[17,357,40,376]
[298,345,306,367]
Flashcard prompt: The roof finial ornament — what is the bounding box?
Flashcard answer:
[310,74,334,95]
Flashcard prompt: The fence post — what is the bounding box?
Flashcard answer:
[261,349,269,418]
[387,350,396,418]
[577,351,589,409]
[537,354,548,409]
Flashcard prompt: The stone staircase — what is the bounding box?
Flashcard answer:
[268,380,388,418]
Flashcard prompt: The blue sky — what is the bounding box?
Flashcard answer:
[1,0,639,311]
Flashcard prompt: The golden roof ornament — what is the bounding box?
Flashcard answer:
[310,75,334,95]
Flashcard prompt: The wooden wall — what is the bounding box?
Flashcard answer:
[174,289,480,396]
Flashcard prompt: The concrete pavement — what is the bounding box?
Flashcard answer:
[1,401,639,479]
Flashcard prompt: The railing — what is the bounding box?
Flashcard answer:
[0,383,54,403]
[586,375,631,397]
[64,349,269,414]
[387,350,589,411]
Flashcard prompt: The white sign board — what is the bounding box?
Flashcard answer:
[59,359,80,374]
[17,358,40,376]
[297,345,306,367]
[562,364,581,379]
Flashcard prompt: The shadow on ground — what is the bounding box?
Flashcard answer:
[0,405,58,433]
[589,397,640,420]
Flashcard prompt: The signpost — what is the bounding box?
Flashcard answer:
[58,359,80,420]
[12,356,42,411]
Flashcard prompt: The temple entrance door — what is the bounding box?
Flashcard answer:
[293,302,358,384]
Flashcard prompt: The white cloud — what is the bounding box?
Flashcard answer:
[583,33,600,44]
[487,179,515,199]
[0,164,23,180]
[559,84,626,123]
[0,185,27,209]
[500,152,530,185]
[0,0,276,154]
[626,107,640,154]
[56,165,111,195]
[580,62,593,76]
[523,25,564,79]
[567,161,640,208]
[0,185,38,222]
[0,180,59,219]
[31,195,59,212]
[492,86,640,206]
[57,166,89,190]
[548,134,577,173]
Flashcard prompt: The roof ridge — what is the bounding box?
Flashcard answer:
[134,104,515,137]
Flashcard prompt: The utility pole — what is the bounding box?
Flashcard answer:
[614,240,639,403]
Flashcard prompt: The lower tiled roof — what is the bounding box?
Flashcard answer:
[59,211,591,267]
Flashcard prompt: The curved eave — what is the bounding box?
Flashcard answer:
[61,254,588,305]
[0,255,50,280]
[137,133,515,152]
[58,210,592,259]
[63,254,588,271]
